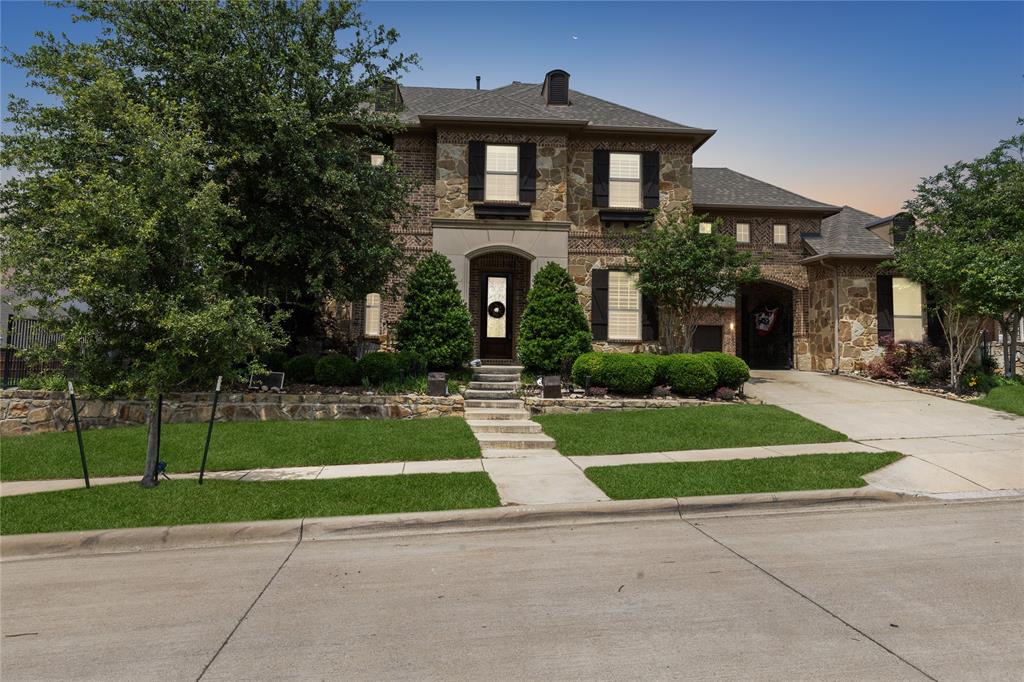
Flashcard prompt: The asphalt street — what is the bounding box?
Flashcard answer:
[2,499,1022,681]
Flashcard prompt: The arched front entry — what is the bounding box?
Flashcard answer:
[469,251,531,361]
[738,281,794,369]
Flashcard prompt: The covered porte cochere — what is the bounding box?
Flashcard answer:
[737,275,811,370]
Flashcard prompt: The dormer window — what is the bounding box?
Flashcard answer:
[543,69,570,105]
[485,144,519,202]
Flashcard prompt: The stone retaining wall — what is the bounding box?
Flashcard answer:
[525,396,729,415]
[0,390,465,437]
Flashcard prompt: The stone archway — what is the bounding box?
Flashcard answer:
[468,251,531,361]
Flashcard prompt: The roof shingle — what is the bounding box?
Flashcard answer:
[692,167,839,213]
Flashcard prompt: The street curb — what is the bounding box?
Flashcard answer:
[0,487,933,561]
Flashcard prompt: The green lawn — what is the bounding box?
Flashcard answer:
[534,405,847,456]
[0,472,501,535]
[586,452,902,500]
[1,417,480,482]
[972,384,1024,417]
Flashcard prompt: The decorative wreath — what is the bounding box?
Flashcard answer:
[487,301,506,318]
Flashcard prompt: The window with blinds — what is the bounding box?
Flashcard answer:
[736,222,750,243]
[773,223,788,244]
[608,152,641,208]
[608,271,641,340]
[485,144,519,202]
[370,154,385,167]
[699,222,713,234]
[364,293,382,336]
[892,277,924,342]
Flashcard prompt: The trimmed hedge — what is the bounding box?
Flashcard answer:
[394,253,474,370]
[517,263,592,375]
[357,351,426,385]
[572,351,750,397]
[663,354,717,397]
[315,354,358,386]
[283,354,316,384]
[700,352,750,390]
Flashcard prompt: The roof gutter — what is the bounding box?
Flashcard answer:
[799,252,891,265]
[417,115,590,127]
[694,203,843,218]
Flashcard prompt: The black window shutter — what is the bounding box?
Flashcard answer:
[876,275,894,338]
[468,141,485,201]
[642,151,660,209]
[641,294,658,342]
[591,269,609,340]
[518,143,536,203]
[592,149,609,208]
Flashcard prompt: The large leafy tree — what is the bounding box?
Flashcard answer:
[0,49,284,486]
[898,126,1024,388]
[627,211,760,353]
[33,0,418,341]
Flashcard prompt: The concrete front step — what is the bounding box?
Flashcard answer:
[475,432,557,450]
[464,408,531,421]
[464,399,525,409]
[473,365,523,376]
[465,389,517,400]
[466,419,542,434]
[480,448,563,459]
[469,381,520,391]
[474,373,524,383]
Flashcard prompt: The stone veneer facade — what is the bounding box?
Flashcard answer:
[807,262,884,372]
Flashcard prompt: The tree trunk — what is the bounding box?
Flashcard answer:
[139,399,161,488]
[941,305,982,394]
[1001,309,1021,379]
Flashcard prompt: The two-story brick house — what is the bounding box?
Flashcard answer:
[344,70,921,372]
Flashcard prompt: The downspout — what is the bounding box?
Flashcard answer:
[829,259,840,374]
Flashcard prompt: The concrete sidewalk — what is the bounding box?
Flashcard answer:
[748,370,1024,494]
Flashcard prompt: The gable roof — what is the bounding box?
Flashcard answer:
[692,168,840,215]
[805,206,895,260]
[397,82,715,144]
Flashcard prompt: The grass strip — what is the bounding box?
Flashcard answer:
[535,404,847,456]
[0,472,501,535]
[972,384,1024,417]
[1,417,480,482]
[586,452,902,500]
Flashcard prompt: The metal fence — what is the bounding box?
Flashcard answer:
[1,317,64,388]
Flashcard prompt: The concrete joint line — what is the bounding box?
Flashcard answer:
[679,516,938,681]
[907,454,992,492]
[196,520,305,681]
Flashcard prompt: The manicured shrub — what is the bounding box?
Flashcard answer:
[358,352,401,385]
[393,350,426,377]
[394,254,474,370]
[700,352,750,389]
[570,352,658,395]
[663,354,717,397]
[714,386,736,401]
[260,350,288,372]
[866,356,899,381]
[517,263,592,375]
[283,354,317,384]
[906,366,933,386]
[314,353,357,386]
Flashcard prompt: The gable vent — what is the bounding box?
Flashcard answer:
[543,69,570,106]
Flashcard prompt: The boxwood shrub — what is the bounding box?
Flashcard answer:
[358,352,401,385]
[663,354,717,397]
[700,352,750,390]
[571,352,659,395]
[314,353,358,386]
[283,354,317,384]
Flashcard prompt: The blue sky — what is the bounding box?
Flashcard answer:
[3,1,1021,216]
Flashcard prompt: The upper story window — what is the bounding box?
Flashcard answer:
[608,270,641,341]
[699,222,713,235]
[485,144,519,202]
[608,152,642,208]
[736,222,750,243]
[364,293,382,336]
[773,223,788,245]
[370,154,385,167]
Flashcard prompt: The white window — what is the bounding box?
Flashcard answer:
[370,154,385,167]
[736,222,750,243]
[892,277,924,342]
[773,223,788,244]
[485,144,519,202]
[699,222,713,234]
[364,293,381,336]
[608,271,641,341]
[608,152,642,208]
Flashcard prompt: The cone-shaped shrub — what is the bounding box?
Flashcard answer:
[518,263,592,374]
[394,254,473,370]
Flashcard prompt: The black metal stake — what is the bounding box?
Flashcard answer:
[199,376,222,485]
[68,381,90,488]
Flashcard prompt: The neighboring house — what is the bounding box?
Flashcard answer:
[345,69,919,371]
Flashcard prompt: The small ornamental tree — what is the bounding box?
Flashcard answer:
[627,210,760,353]
[517,263,592,375]
[394,254,473,370]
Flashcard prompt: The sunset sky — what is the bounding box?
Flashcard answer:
[3,1,1021,217]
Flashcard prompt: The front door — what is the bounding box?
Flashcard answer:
[480,272,514,360]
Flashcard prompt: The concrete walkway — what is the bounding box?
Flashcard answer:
[748,370,1024,494]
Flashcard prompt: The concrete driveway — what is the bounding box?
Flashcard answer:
[748,370,1024,494]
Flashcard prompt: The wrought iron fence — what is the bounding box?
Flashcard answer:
[1,317,64,388]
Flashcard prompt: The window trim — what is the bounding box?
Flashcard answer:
[773,223,788,245]
[736,222,750,243]
[364,293,382,337]
[608,151,642,209]
[484,144,519,202]
[607,270,642,342]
